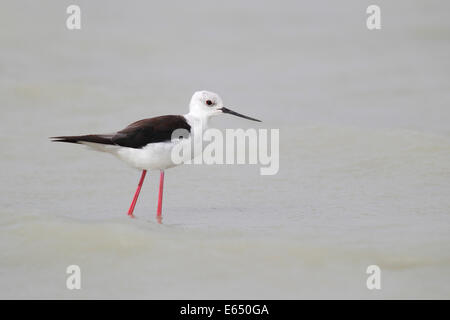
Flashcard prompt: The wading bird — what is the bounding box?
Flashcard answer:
[51,91,261,222]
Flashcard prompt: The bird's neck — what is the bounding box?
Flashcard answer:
[185,113,211,132]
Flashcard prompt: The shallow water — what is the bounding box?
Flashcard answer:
[1,0,450,298]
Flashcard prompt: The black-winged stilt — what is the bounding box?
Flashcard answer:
[51,91,261,221]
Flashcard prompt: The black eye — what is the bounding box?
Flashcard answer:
[206,100,213,106]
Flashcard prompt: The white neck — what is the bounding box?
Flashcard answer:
[184,112,211,132]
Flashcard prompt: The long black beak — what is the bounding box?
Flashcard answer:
[220,107,261,122]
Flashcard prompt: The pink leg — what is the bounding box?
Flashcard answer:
[157,170,165,219]
[127,170,147,217]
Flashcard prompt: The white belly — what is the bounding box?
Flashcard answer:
[116,141,181,170]
[82,137,197,171]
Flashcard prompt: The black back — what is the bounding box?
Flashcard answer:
[111,115,191,148]
[51,115,191,149]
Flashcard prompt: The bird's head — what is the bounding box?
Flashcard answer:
[189,90,261,122]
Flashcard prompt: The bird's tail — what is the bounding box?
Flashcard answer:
[50,134,115,145]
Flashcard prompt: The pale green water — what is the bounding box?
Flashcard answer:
[1,0,449,298]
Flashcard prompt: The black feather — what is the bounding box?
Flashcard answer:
[50,115,191,149]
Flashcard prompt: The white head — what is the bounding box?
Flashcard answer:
[188,90,261,122]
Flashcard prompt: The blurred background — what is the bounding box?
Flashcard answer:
[0,0,449,298]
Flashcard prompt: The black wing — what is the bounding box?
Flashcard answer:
[111,115,191,149]
[51,134,115,145]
